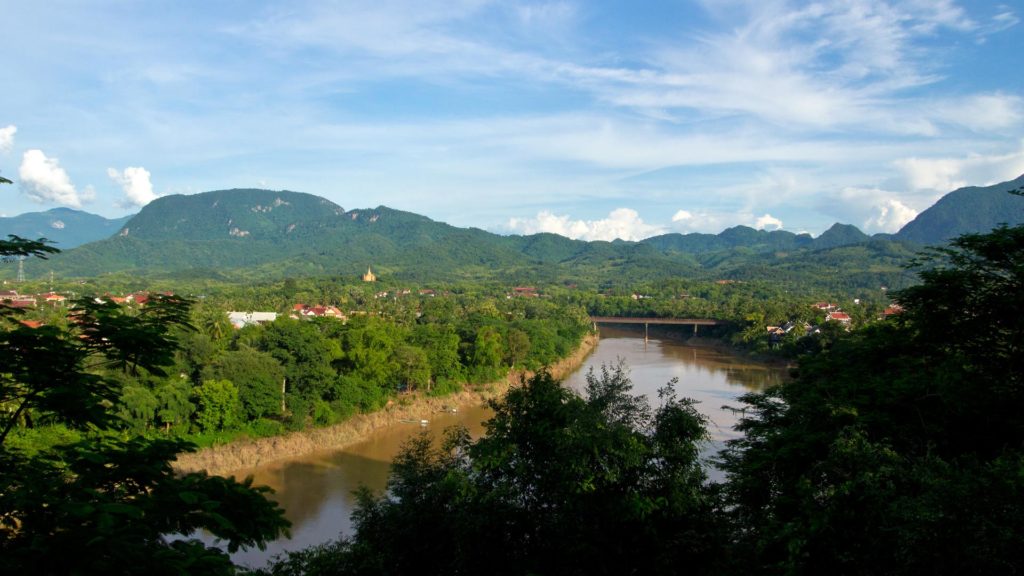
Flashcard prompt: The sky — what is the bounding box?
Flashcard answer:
[1,0,1022,240]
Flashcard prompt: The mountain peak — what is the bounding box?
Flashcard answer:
[895,174,1024,245]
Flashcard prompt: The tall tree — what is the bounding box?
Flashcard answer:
[264,365,725,575]
[1,240,289,573]
[719,221,1024,575]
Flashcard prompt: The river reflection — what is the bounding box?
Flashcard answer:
[224,326,786,568]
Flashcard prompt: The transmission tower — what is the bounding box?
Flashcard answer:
[17,257,25,283]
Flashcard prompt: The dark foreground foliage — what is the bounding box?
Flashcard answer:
[719,224,1024,575]
[261,365,727,576]
[0,239,289,575]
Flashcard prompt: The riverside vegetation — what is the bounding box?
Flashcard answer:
[3,206,1024,573]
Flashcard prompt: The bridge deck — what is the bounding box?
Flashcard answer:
[589,316,726,326]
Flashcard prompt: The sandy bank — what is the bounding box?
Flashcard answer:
[174,333,599,476]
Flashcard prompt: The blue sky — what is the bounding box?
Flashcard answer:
[1,0,1022,239]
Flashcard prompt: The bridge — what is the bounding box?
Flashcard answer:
[589,316,728,341]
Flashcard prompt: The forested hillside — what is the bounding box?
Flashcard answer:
[12,188,925,294]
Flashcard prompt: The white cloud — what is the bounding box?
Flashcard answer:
[934,93,1024,132]
[507,207,664,241]
[867,198,918,232]
[753,213,783,230]
[832,187,921,233]
[895,146,1024,192]
[107,166,157,208]
[18,149,85,208]
[0,125,15,153]
[671,210,693,222]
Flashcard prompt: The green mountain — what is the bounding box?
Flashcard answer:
[0,207,132,249]
[895,173,1024,245]
[18,182,1016,293]
[813,223,871,249]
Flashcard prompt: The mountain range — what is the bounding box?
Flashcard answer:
[0,207,133,249]
[6,174,1024,288]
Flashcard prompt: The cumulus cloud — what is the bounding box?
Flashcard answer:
[668,208,787,234]
[18,149,86,208]
[867,198,918,232]
[0,125,15,153]
[507,208,664,241]
[896,146,1024,193]
[832,187,921,233]
[671,210,693,222]
[753,213,783,230]
[107,166,158,208]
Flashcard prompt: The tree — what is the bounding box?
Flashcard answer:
[118,384,159,433]
[471,325,503,372]
[0,239,289,573]
[264,364,725,575]
[504,328,530,367]
[156,379,195,432]
[259,318,337,400]
[204,348,285,420]
[193,379,241,433]
[394,344,430,392]
[719,222,1024,575]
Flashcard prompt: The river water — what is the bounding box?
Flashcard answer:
[226,326,787,568]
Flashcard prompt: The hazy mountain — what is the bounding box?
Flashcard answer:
[895,173,1024,245]
[0,207,132,249]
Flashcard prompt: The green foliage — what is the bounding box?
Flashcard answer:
[331,374,389,416]
[193,379,241,433]
[719,222,1024,574]
[259,318,336,399]
[393,344,430,391]
[118,384,159,433]
[1,236,289,573]
[0,436,288,575]
[204,348,284,420]
[265,365,725,575]
[471,325,503,370]
[156,379,195,433]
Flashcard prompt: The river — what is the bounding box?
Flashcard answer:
[224,326,788,568]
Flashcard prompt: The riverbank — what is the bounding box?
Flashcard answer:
[174,332,599,476]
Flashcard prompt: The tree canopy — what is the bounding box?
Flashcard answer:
[0,240,289,574]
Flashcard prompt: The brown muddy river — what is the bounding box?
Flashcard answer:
[224,326,787,568]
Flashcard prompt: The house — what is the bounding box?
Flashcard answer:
[42,292,67,304]
[812,302,838,311]
[291,304,347,321]
[767,321,814,345]
[227,311,278,329]
[2,291,36,308]
[826,311,851,324]
[883,304,904,317]
[511,286,538,297]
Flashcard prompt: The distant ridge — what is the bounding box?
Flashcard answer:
[0,207,132,249]
[895,174,1024,245]
[11,175,1024,287]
